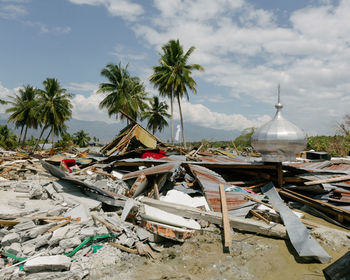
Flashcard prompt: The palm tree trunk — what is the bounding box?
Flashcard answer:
[177,95,186,149]
[22,126,28,147]
[34,125,47,151]
[18,125,24,144]
[52,126,55,146]
[170,94,174,144]
[42,127,53,150]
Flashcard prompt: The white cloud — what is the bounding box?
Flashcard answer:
[66,82,98,92]
[126,0,350,135]
[172,99,271,131]
[0,4,27,18]
[110,44,147,61]
[71,90,121,124]
[68,0,143,21]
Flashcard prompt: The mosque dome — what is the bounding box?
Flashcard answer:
[251,86,307,162]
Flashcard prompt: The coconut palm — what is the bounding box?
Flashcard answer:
[73,130,91,148]
[34,78,73,150]
[150,39,204,148]
[6,85,39,145]
[98,62,149,122]
[0,98,7,105]
[142,96,170,135]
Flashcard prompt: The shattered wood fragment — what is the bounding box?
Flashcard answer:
[279,188,350,223]
[48,219,72,233]
[108,242,138,254]
[0,219,19,226]
[304,175,350,185]
[250,210,270,224]
[153,176,160,200]
[141,220,194,242]
[91,214,120,233]
[135,242,158,259]
[219,184,232,248]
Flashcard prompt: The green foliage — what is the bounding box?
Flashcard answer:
[150,39,204,147]
[234,128,255,150]
[73,130,91,148]
[98,62,149,121]
[0,125,17,149]
[307,135,350,157]
[142,96,170,134]
[55,133,74,149]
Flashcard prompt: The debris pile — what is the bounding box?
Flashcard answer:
[0,127,350,280]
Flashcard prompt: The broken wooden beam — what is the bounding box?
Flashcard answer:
[304,175,350,186]
[219,184,232,248]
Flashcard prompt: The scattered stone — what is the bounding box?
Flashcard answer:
[1,232,20,246]
[6,242,21,256]
[29,182,43,199]
[59,237,81,249]
[79,227,96,239]
[13,220,36,232]
[24,255,71,272]
[49,226,69,246]
[27,223,54,239]
[22,243,36,256]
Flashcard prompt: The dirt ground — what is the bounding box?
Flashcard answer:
[89,219,349,280]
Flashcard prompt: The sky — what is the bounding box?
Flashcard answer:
[0,0,349,137]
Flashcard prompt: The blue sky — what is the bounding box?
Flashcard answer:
[0,0,348,136]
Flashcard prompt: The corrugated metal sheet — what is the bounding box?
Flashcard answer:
[188,164,254,212]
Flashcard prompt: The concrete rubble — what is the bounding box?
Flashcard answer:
[0,139,349,280]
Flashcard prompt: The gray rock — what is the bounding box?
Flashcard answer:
[136,227,154,241]
[0,258,5,269]
[59,237,81,249]
[118,233,135,248]
[27,223,53,239]
[49,246,64,255]
[49,226,69,246]
[24,255,71,272]
[22,243,36,256]
[13,220,36,232]
[96,226,109,235]
[47,207,65,216]
[6,242,21,256]
[79,227,96,239]
[29,183,43,199]
[8,200,25,209]
[1,233,20,246]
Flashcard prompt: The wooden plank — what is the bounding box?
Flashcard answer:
[48,219,71,232]
[108,242,138,254]
[250,210,270,224]
[304,175,350,186]
[91,214,120,233]
[219,184,232,248]
[140,197,287,239]
[279,189,350,222]
[0,219,19,226]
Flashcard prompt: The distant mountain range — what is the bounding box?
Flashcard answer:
[0,114,240,143]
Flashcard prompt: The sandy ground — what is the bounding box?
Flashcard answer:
[88,219,349,280]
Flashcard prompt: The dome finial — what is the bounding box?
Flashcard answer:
[275,84,283,110]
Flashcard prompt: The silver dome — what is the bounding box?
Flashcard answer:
[251,86,307,162]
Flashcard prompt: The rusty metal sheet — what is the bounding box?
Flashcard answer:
[122,162,181,180]
[328,190,350,204]
[188,164,254,212]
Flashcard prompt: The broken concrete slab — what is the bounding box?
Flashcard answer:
[23,255,71,272]
[59,237,81,249]
[13,220,36,232]
[1,232,20,246]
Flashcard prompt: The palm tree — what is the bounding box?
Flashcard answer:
[150,39,204,148]
[34,78,73,150]
[98,62,148,122]
[73,130,91,148]
[6,85,39,146]
[142,96,170,135]
[0,98,7,105]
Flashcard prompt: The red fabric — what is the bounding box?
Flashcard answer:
[61,159,76,173]
[141,150,166,159]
